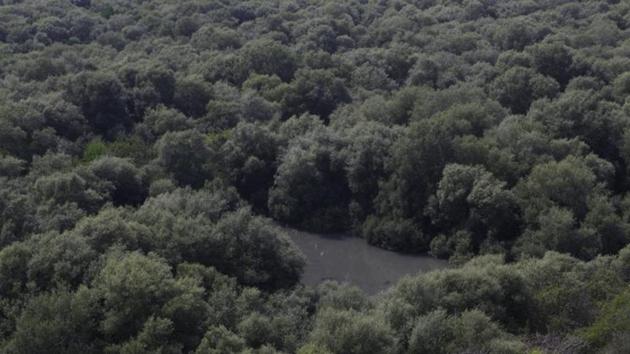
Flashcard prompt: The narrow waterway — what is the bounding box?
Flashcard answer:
[286,229,448,295]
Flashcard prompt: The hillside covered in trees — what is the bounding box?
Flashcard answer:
[2,0,630,352]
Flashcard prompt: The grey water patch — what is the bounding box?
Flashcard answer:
[286,228,448,295]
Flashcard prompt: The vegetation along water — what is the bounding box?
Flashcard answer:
[1,0,630,353]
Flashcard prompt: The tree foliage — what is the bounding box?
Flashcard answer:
[2,0,630,352]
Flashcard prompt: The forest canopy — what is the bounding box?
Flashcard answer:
[1,0,630,353]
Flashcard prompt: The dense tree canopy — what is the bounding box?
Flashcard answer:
[1,0,630,352]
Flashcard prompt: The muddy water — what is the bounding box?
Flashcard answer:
[286,229,448,295]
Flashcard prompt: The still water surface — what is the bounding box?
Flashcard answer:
[286,229,448,294]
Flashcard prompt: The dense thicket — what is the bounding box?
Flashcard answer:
[1,0,630,352]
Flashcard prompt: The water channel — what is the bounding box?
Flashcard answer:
[286,229,449,294]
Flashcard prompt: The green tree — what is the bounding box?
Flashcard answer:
[241,39,297,82]
[430,164,521,252]
[94,251,208,349]
[528,42,575,86]
[156,129,213,188]
[491,66,559,114]
[195,325,246,354]
[70,207,148,253]
[88,156,146,206]
[366,115,463,251]
[343,122,398,226]
[284,69,351,121]
[515,156,604,223]
[308,308,393,354]
[65,72,130,136]
[203,209,305,290]
[3,288,99,354]
[27,231,96,290]
[268,130,351,233]
[173,77,212,118]
[221,122,280,212]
